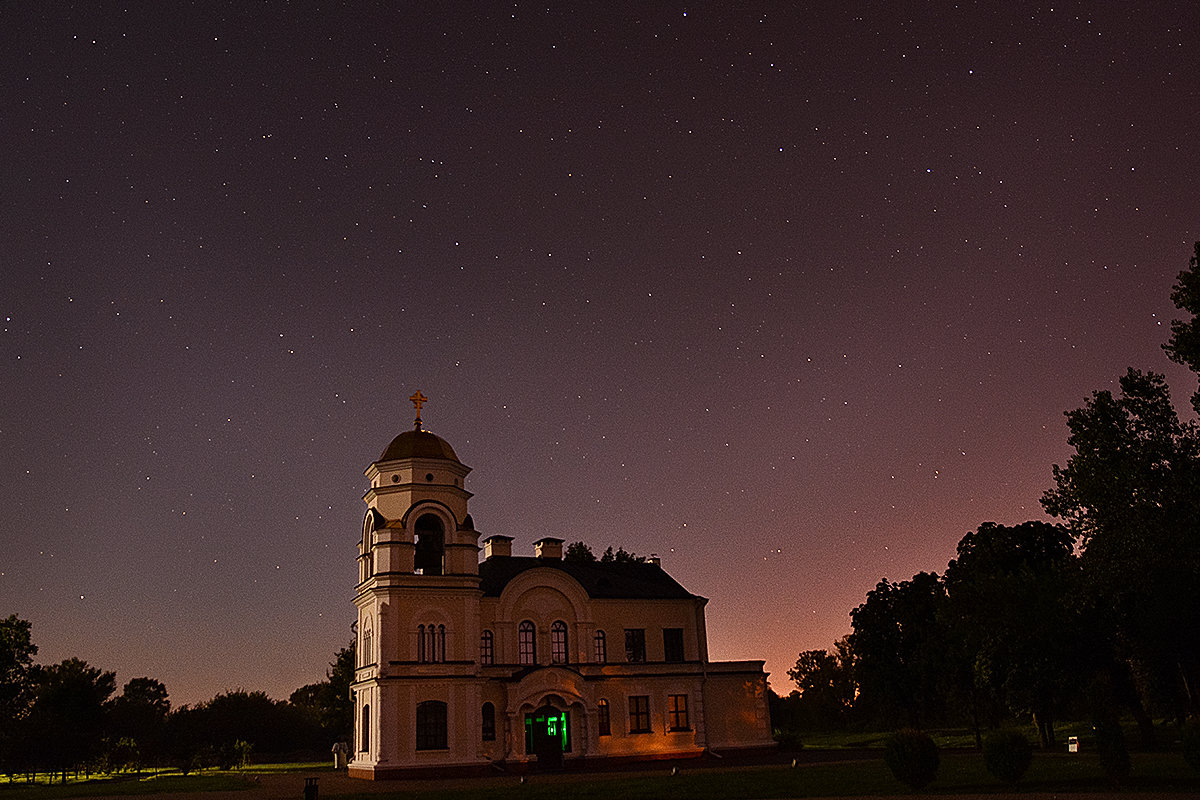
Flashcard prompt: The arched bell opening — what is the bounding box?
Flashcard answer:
[413,513,445,575]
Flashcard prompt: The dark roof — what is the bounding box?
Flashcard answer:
[478,557,700,600]
[378,429,461,463]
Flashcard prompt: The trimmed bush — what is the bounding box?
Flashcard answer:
[983,729,1033,785]
[883,728,939,790]
[1181,721,1200,772]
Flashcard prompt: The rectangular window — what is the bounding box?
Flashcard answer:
[480,630,494,665]
[597,699,611,736]
[628,695,651,733]
[593,630,607,663]
[667,694,690,731]
[519,621,536,665]
[416,701,448,750]
[624,628,646,663]
[663,628,685,662]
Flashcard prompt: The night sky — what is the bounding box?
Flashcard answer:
[3,3,1200,706]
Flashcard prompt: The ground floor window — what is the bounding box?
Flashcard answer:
[416,700,448,750]
[597,699,611,736]
[360,704,370,752]
[668,694,690,731]
[628,695,651,733]
[524,708,571,754]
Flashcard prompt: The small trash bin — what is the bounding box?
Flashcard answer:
[303,776,318,800]
[1068,736,1079,753]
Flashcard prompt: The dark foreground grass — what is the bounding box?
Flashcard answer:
[336,752,1199,800]
[0,772,254,799]
[2,752,1196,799]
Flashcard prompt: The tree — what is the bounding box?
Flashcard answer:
[1164,241,1200,413]
[1042,368,1200,721]
[943,521,1084,747]
[290,637,355,744]
[848,572,952,728]
[27,659,116,781]
[785,636,857,729]
[0,615,37,776]
[600,546,642,563]
[109,677,170,771]
[563,541,597,563]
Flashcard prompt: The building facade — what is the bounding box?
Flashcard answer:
[349,410,773,779]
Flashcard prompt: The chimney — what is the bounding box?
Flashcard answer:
[647,554,661,566]
[482,535,513,559]
[534,537,564,560]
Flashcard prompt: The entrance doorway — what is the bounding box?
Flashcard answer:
[524,705,570,770]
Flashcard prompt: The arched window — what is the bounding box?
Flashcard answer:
[437,624,446,662]
[360,704,371,752]
[551,620,568,664]
[481,702,496,741]
[593,630,607,663]
[597,698,611,736]
[416,700,447,750]
[480,630,494,665]
[417,624,426,662]
[518,621,536,665]
[418,624,445,663]
[361,620,373,666]
[414,514,445,575]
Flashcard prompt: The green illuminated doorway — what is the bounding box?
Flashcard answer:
[524,705,570,769]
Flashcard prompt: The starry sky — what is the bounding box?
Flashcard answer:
[3,2,1200,706]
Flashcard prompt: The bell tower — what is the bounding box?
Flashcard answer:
[352,392,483,772]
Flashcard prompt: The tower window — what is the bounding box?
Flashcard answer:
[360,703,370,752]
[551,621,568,664]
[480,630,494,665]
[481,702,496,741]
[416,701,447,750]
[518,621,536,665]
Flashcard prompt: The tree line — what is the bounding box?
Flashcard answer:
[0,615,354,782]
[777,243,1200,748]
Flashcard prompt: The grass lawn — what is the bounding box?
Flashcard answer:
[1,752,1195,799]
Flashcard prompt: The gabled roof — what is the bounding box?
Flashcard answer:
[478,557,701,600]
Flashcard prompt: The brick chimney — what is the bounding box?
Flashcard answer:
[482,535,513,559]
[534,537,564,560]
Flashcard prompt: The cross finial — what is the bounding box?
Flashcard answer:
[409,390,428,430]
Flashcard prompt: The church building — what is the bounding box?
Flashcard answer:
[348,394,774,779]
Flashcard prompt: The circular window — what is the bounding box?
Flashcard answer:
[392,474,400,483]
[425,473,435,482]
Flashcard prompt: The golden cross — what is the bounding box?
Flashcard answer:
[409,390,428,429]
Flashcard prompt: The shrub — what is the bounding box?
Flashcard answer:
[1093,717,1130,784]
[983,729,1033,785]
[883,728,939,790]
[1181,721,1200,772]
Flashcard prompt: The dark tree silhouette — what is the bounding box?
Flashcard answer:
[27,659,116,782]
[0,615,37,776]
[1042,369,1200,721]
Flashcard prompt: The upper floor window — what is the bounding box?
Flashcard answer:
[416,700,447,750]
[551,621,568,664]
[480,630,494,665]
[663,628,685,662]
[518,621,536,665]
[624,628,646,663]
[594,630,607,663]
